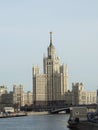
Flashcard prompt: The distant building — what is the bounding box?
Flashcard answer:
[64,82,97,106]
[1,91,13,105]
[0,86,9,111]
[13,84,24,107]
[33,32,68,109]
[86,91,96,104]
[0,84,33,111]
[72,82,86,105]
[13,84,33,107]
[4,107,14,113]
[71,82,96,105]
[65,91,72,105]
[0,86,7,103]
[24,91,33,106]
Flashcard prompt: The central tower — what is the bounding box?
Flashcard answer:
[47,32,56,59]
[33,32,68,109]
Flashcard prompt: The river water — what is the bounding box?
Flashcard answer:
[0,114,70,130]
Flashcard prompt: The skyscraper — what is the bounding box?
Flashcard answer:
[33,32,68,109]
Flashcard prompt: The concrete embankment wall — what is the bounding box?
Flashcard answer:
[27,111,49,116]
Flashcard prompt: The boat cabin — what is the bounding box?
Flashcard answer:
[70,107,87,121]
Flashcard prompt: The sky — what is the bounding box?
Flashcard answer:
[0,0,98,91]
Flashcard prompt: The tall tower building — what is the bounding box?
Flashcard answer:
[33,32,68,109]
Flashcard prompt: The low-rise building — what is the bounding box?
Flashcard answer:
[0,84,33,111]
[86,91,96,104]
[1,91,13,105]
[65,91,72,105]
[24,91,33,106]
[13,84,24,107]
[65,82,97,106]
[72,82,97,105]
[13,84,33,107]
[0,86,7,103]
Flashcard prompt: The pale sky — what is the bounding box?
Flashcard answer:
[0,0,98,91]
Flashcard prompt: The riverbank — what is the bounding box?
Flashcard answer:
[26,111,49,116]
[0,111,49,118]
[0,112,27,118]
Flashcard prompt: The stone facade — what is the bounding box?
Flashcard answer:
[65,91,72,105]
[33,32,68,108]
[0,86,11,110]
[0,85,33,111]
[24,91,33,106]
[86,91,96,104]
[1,92,13,105]
[13,84,33,107]
[72,82,85,105]
[71,82,96,105]
[13,84,24,107]
[64,82,97,106]
[0,86,7,103]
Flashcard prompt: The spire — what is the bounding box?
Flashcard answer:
[50,32,52,46]
[65,64,68,76]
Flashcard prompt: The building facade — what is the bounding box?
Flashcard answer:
[1,92,13,105]
[24,91,33,106]
[86,91,96,104]
[64,91,72,105]
[33,32,68,108]
[72,82,97,105]
[13,84,24,107]
[0,84,33,111]
[0,86,7,103]
[13,84,33,107]
[64,82,97,106]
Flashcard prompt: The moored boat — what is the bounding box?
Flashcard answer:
[68,107,98,130]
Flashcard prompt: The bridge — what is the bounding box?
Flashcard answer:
[49,107,70,114]
[49,104,97,114]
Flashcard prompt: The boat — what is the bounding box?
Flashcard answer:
[68,89,98,130]
[68,107,98,130]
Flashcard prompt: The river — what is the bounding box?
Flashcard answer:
[0,114,70,130]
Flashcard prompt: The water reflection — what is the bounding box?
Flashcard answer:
[0,114,70,130]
